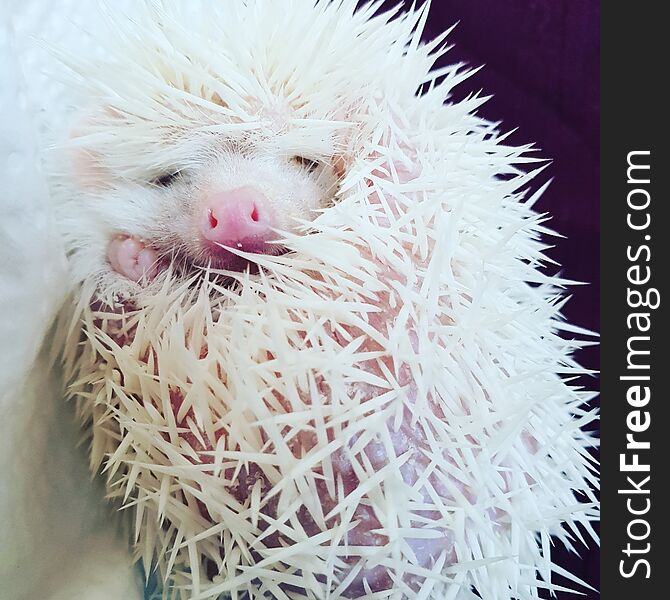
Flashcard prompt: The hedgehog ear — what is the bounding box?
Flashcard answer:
[68,109,119,190]
[69,143,112,190]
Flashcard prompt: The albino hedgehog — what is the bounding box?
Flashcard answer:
[51,1,599,599]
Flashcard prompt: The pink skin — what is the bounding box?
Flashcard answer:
[107,236,160,283]
[107,186,276,281]
[199,186,276,253]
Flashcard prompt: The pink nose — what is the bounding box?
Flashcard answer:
[199,187,275,250]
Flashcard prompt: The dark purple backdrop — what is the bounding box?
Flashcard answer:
[395,1,600,597]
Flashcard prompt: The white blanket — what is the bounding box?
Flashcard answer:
[1,2,141,598]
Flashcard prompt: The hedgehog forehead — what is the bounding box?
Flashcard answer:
[64,0,439,179]
[72,110,345,183]
[79,96,349,171]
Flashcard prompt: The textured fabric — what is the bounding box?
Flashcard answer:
[1,2,142,598]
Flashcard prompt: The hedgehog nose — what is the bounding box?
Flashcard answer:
[200,187,275,250]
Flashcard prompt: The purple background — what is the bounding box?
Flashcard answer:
[392,1,600,597]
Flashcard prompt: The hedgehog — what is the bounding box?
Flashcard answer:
[50,1,599,599]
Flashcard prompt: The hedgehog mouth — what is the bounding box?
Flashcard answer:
[180,240,290,275]
[107,233,291,285]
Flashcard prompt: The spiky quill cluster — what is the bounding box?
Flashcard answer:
[57,1,599,599]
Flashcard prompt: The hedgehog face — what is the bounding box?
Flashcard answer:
[141,145,341,273]
[63,107,346,293]
[102,132,343,279]
[53,0,410,299]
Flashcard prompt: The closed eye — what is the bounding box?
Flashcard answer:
[151,171,183,187]
[292,156,320,173]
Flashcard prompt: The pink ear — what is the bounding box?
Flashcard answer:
[70,146,112,190]
[69,109,118,190]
